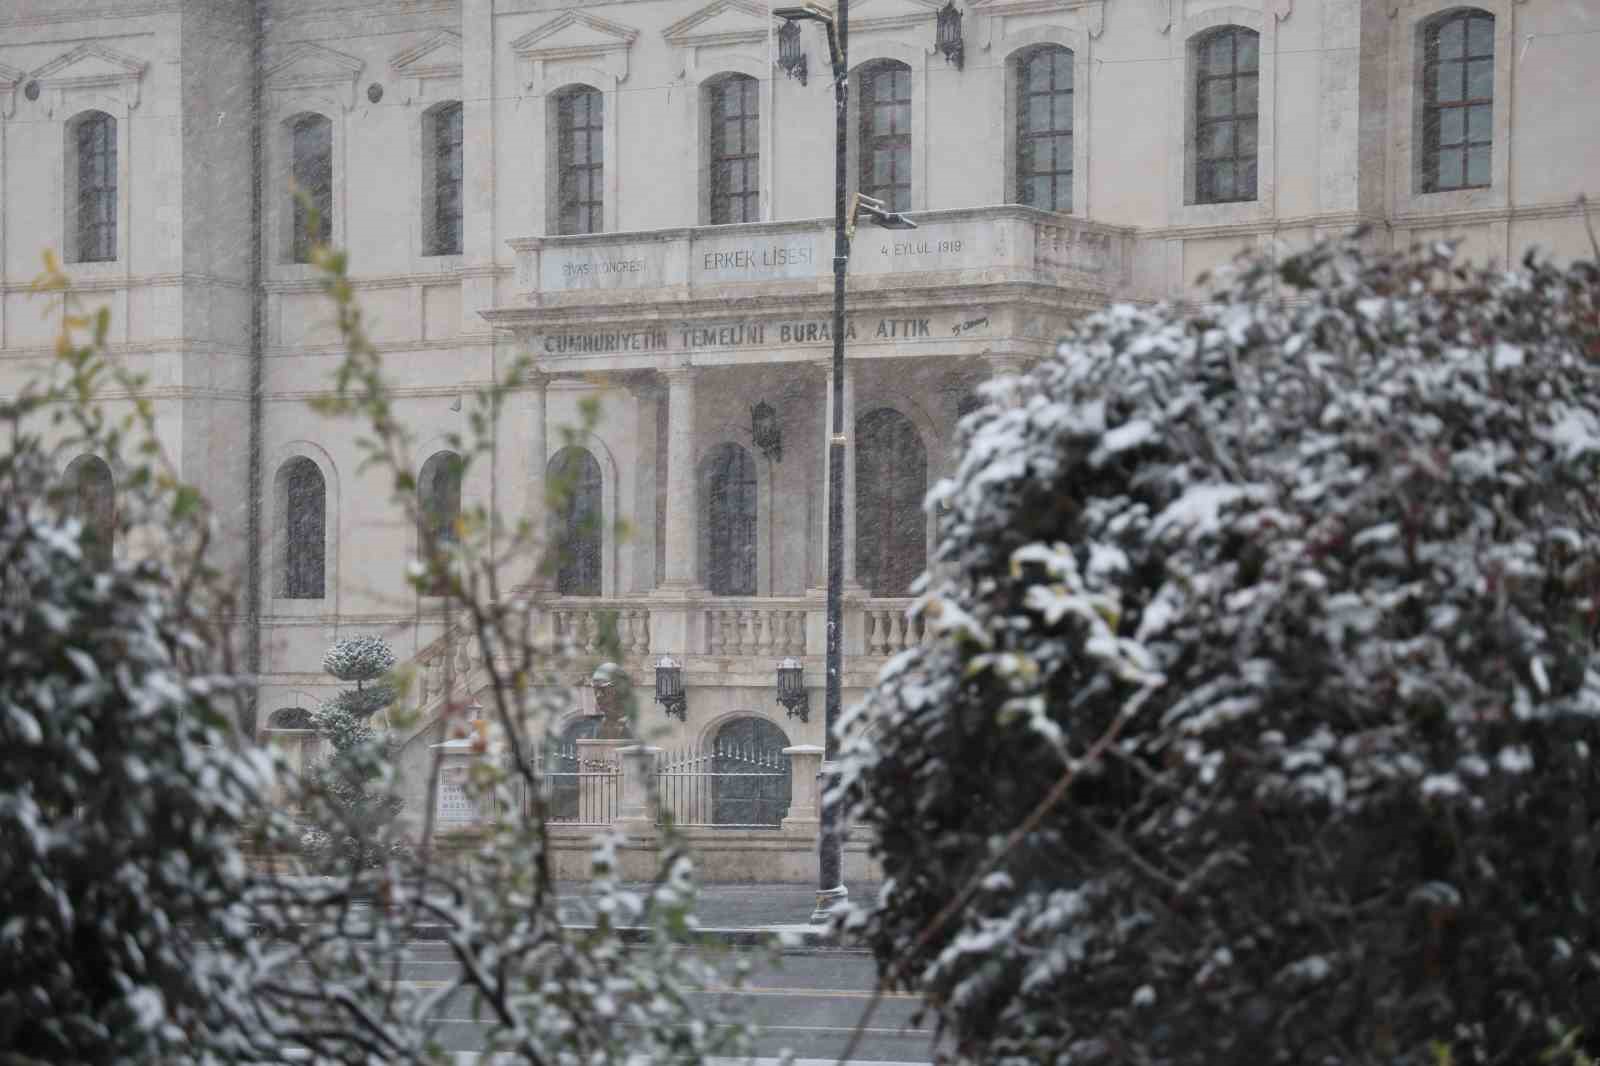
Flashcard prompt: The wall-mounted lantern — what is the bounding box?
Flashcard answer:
[775,657,810,722]
[777,19,809,86]
[936,1,965,70]
[654,655,687,721]
[752,400,783,463]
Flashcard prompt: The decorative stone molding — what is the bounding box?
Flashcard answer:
[662,0,773,78]
[31,42,147,113]
[265,43,364,112]
[0,61,22,119]
[848,0,946,36]
[391,30,464,100]
[512,10,640,92]
[974,0,1106,43]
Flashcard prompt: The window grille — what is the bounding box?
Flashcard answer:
[281,458,325,599]
[859,62,912,213]
[550,447,602,596]
[1016,47,1073,213]
[1193,27,1260,205]
[291,115,332,262]
[710,75,760,224]
[1422,10,1494,192]
[428,103,463,255]
[706,443,756,596]
[557,87,604,235]
[74,112,117,262]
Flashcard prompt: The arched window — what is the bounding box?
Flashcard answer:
[418,451,463,595]
[549,446,603,597]
[708,74,760,224]
[423,101,463,255]
[858,61,912,213]
[68,111,117,263]
[856,408,927,596]
[1193,27,1259,205]
[556,86,604,235]
[712,717,791,828]
[547,716,599,821]
[290,113,332,262]
[63,454,114,571]
[1422,9,1494,192]
[705,443,757,596]
[277,457,326,599]
[1016,46,1074,213]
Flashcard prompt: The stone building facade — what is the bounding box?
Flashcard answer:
[1,0,1596,798]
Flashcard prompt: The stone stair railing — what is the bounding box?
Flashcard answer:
[860,598,923,656]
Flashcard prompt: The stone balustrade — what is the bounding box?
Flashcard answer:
[702,599,808,657]
[860,598,924,656]
[547,599,652,656]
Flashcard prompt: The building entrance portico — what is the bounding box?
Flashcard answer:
[482,204,1132,748]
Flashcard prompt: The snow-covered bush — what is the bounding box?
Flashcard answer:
[0,439,271,1062]
[838,238,1600,1064]
[298,635,405,869]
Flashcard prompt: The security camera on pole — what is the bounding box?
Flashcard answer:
[773,0,915,926]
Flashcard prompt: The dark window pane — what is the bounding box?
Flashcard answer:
[1467,14,1494,55]
[1240,159,1258,199]
[1466,58,1492,99]
[1467,104,1491,142]
[1466,144,1490,186]
[1206,34,1233,73]
[855,408,926,596]
[1436,59,1463,102]
[1205,120,1234,157]
[1204,79,1233,118]
[706,444,756,596]
[1236,31,1260,71]
[1238,118,1258,155]
[1438,107,1465,146]
[1438,16,1464,55]
[1437,147,1463,188]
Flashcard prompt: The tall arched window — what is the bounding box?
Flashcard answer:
[68,111,117,263]
[290,113,332,262]
[277,457,326,599]
[705,443,757,596]
[424,101,463,255]
[1016,46,1074,213]
[1193,27,1259,205]
[549,446,603,597]
[1422,9,1494,192]
[712,717,791,828]
[556,86,604,235]
[856,407,927,596]
[708,74,760,224]
[63,454,114,571]
[858,61,912,213]
[418,451,463,595]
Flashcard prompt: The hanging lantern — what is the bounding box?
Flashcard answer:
[936,1,965,70]
[775,658,809,722]
[777,19,809,86]
[752,400,783,463]
[654,655,687,721]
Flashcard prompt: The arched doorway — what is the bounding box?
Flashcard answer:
[549,447,603,596]
[705,442,757,596]
[712,716,791,827]
[855,407,927,596]
[64,454,114,571]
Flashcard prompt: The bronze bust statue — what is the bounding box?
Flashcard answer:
[591,662,633,740]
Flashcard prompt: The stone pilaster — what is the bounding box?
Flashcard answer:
[658,367,700,590]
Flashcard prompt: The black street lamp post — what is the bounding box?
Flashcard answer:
[773,1,914,925]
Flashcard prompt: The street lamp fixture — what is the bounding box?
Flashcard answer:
[936,1,965,70]
[653,655,686,721]
[775,658,810,721]
[776,19,808,85]
[774,4,842,73]
[847,192,918,239]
